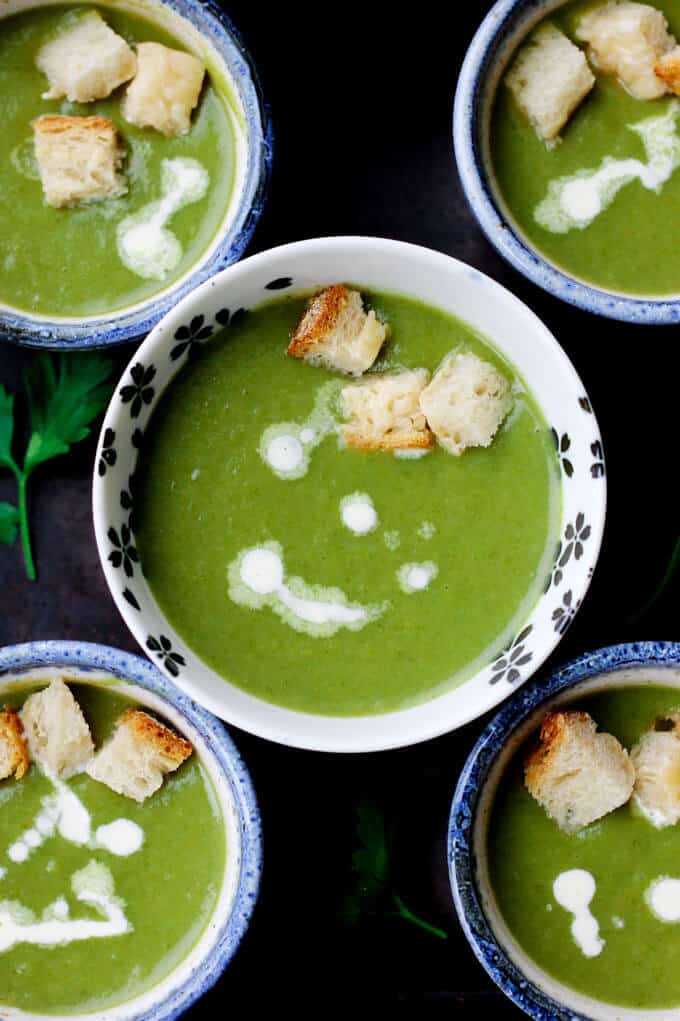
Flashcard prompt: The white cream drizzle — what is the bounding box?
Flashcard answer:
[397,561,438,594]
[258,382,342,480]
[417,521,436,540]
[228,540,386,637]
[535,102,680,234]
[553,869,605,958]
[117,157,209,281]
[340,493,379,536]
[646,876,680,922]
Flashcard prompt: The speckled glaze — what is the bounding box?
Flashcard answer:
[0,639,262,1021]
[0,0,272,350]
[454,0,680,324]
[93,236,607,752]
[448,641,680,1021]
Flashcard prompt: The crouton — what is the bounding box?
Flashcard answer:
[631,713,680,826]
[418,351,512,457]
[0,710,29,781]
[33,115,126,208]
[19,678,94,779]
[655,45,680,93]
[525,710,634,832]
[341,369,433,450]
[87,708,193,803]
[36,10,137,104]
[505,23,595,142]
[121,42,205,137]
[288,285,387,376]
[576,1,675,100]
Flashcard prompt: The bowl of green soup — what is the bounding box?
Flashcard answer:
[449,640,680,1019]
[0,639,261,1018]
[455,0,680,322]
[0,0,271,348]
[92,235,606,751]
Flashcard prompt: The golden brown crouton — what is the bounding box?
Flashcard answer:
[36,10,137,104]
[33,115,126,208]
[19,677,94,778]
[525,710,634,832]
[288,285,387,376]
[631,712,680,826]
[87,708,193,803]
[0,710,29,781]
[655,45,680,92]
[341,369,434,450]
[121,42,205,137]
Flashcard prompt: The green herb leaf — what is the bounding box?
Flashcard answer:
[0,386,18,474]
[0,502,19,545]
[24,353,113,474]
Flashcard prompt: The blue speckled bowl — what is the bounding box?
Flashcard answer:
[448,641,680,1021]
[454,0,680,325]
[0,640,262,1021]
[0,0,272,350]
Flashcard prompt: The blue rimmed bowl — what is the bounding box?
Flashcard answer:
[0,639,262,1021]
[448,640,680,1021]
[0,0,272,350]
[454,0,680,324]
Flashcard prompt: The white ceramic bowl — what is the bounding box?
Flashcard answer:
[92,236,607,752]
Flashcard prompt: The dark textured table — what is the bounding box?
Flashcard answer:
[1,0,677,1012]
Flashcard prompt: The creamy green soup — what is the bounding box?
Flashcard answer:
[0,4,238,318]
[489,685,680,1010]
[134,291,560,716]
[0,678,225,1015]
[491,0,680,296]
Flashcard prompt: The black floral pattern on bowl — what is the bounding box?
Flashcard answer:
[265,277,293,290]
[146,635,185,677]
[552,590,581,634]
[171,315,214,361]
[98,428,117,477]
[120,472,139,529]
[122,587,141,611]
[551,429,573,478]
[564,512,591,562]
[108,524,139,579]
[120,364,156,419]
[578,396,593,414]
[590,440,605,479]
[490,626,533,685]
[215,307,247,329]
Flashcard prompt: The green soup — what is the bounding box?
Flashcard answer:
[0,678,225,1015]
[134,291,560,716]
[490,0,680,296]
[0,4,239,317]
[489,685,680,1010]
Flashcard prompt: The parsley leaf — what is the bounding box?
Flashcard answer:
[0,352,113,579]
[342,800,447,939]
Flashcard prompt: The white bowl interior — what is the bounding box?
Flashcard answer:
[474,665,680,1021]
[93,237,607,751]
[0,665,241,1021]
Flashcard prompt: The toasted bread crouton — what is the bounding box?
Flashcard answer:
[505,24,595,142]
[418,352,512,457]
[36,10,136,104]
[631,713,680,826]
[87,708,192,803]
[525,710,634,832]
[288,285,387,376]
[20,678,94,779]
[341,369,433,450]
[655,45,680,93]
[33,115,126,208]
[576,1,675,100]
[121,42,205,137]
[0,710,29,781]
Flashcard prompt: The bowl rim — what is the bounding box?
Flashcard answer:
[448,640,680,1021]
[453,0,680,325]
[92,234,607,753]
[0,638,262,1021]
[0,0,273,350]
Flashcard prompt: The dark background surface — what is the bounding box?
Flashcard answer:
[1,0,678,1012]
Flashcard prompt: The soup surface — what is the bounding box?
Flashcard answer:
[491,0,680,296]
[489,684,680,1009]
[135,291,560,716]
[0,678,225,1015]
[0,4,238,317]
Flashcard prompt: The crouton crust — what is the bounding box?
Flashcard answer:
[344,428,434,452]
[525,710,590,780]
[34,114,117,138]
[655,46,680,92]
[119,709,193,766]
[341,369,435,451]
[0,709,29,781]
[287,285,352,358]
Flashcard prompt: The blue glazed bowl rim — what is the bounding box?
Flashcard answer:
[0,0,273,350]
[448,640,680,1021]
[453,0,680,325]
[0,639,262,1021]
